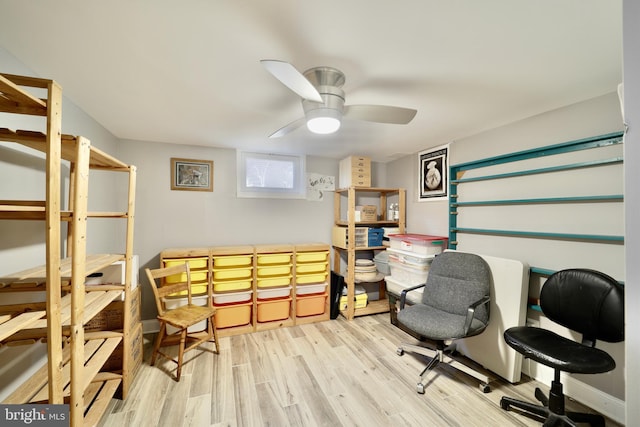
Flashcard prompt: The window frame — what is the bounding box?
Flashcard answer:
[236,150,307,199]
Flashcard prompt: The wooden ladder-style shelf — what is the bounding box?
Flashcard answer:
[1,73,138,427]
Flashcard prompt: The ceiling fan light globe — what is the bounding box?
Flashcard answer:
[306,107,342,134]
[307,116,341,134]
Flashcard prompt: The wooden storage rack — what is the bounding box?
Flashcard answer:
[333,187,406,320]
[0,73,137,426]
[160,243,331,337]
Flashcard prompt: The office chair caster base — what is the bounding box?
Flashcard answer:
[416,383,425,394]
[479,382,491,393]
[396,347,404,356]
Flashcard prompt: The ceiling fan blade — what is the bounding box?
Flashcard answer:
[261,60,323,103]
[343,104,417,124]
[269,117,306,138]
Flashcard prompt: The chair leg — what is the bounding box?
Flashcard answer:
[500,371,604,427]
[175,329,187,381]
[150,322,166,366]
[210,315,220,354]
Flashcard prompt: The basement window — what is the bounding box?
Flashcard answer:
[236,151,306,199]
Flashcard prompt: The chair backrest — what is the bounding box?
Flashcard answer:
[421,251,492,323]
[145,262,193,316]
[540,269,624,345]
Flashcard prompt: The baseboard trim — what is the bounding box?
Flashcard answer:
[522,362,624,425]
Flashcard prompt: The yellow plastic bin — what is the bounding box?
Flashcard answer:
[213,279,252,293]
[257,264,292,277]
[339,293,368,310]
[296,272,328,285]
[257,253,293,265]
[212,267,252,281]
[257,275,292,288]
[295,262,328,274]
[212,254,253,268]
[167,280,208,297]
[296,251,329,264]
[164,258,207,283]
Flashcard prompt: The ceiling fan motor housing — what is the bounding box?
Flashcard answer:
[261,60,417,137]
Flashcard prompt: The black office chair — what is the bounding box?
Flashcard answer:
[396,251,492,393]
[500,268,624,427]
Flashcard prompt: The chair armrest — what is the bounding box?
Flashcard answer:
[399,283,426,310]
[463,295,491,335]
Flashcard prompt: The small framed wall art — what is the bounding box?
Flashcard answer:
[171,158,214,191]
[418,144,448,201]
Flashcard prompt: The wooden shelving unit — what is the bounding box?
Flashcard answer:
[0,73,137,426]
[333,187,406,320]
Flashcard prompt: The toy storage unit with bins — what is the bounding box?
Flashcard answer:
[160,243,330,337]
[294,243,331,325]
[255,244,295,332]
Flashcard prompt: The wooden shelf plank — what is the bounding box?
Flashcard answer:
[349,299,390,318]
[13,337,123,405]
[80,337,122,393]
[0,127,129,169]
[2,345,71,404]
[0,311,46,341]
[82,290,123,325]
[0,254,125,285]
[0,75,48,115]
[27,289,120,330]
[83,378,121,427]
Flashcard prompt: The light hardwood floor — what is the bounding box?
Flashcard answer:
[99,314,622,427]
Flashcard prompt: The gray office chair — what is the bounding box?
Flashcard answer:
[396,251,492,393]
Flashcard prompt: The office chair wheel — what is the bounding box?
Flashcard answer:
[416,383,425,394]
[500,397,510,410]
[479,383,491,393]
[396,348,404,356]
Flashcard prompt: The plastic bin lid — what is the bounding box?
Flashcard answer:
[388,233,447,242]
[386,247,435,260]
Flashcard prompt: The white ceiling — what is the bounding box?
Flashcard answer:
[0,1,622,162]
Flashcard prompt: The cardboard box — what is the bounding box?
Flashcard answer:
[85,287,141,332]
[356,205,377,222]
[101,322,143,383]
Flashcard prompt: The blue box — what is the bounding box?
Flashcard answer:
[368,228,384,246]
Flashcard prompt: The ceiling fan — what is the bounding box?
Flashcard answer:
[261,60,417,138]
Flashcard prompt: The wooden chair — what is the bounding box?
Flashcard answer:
[145,262,219,381]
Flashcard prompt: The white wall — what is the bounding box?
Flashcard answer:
[116,139,337,320]
[387,92,626,420]
[623,1,640,425]
[0,47,123,274]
